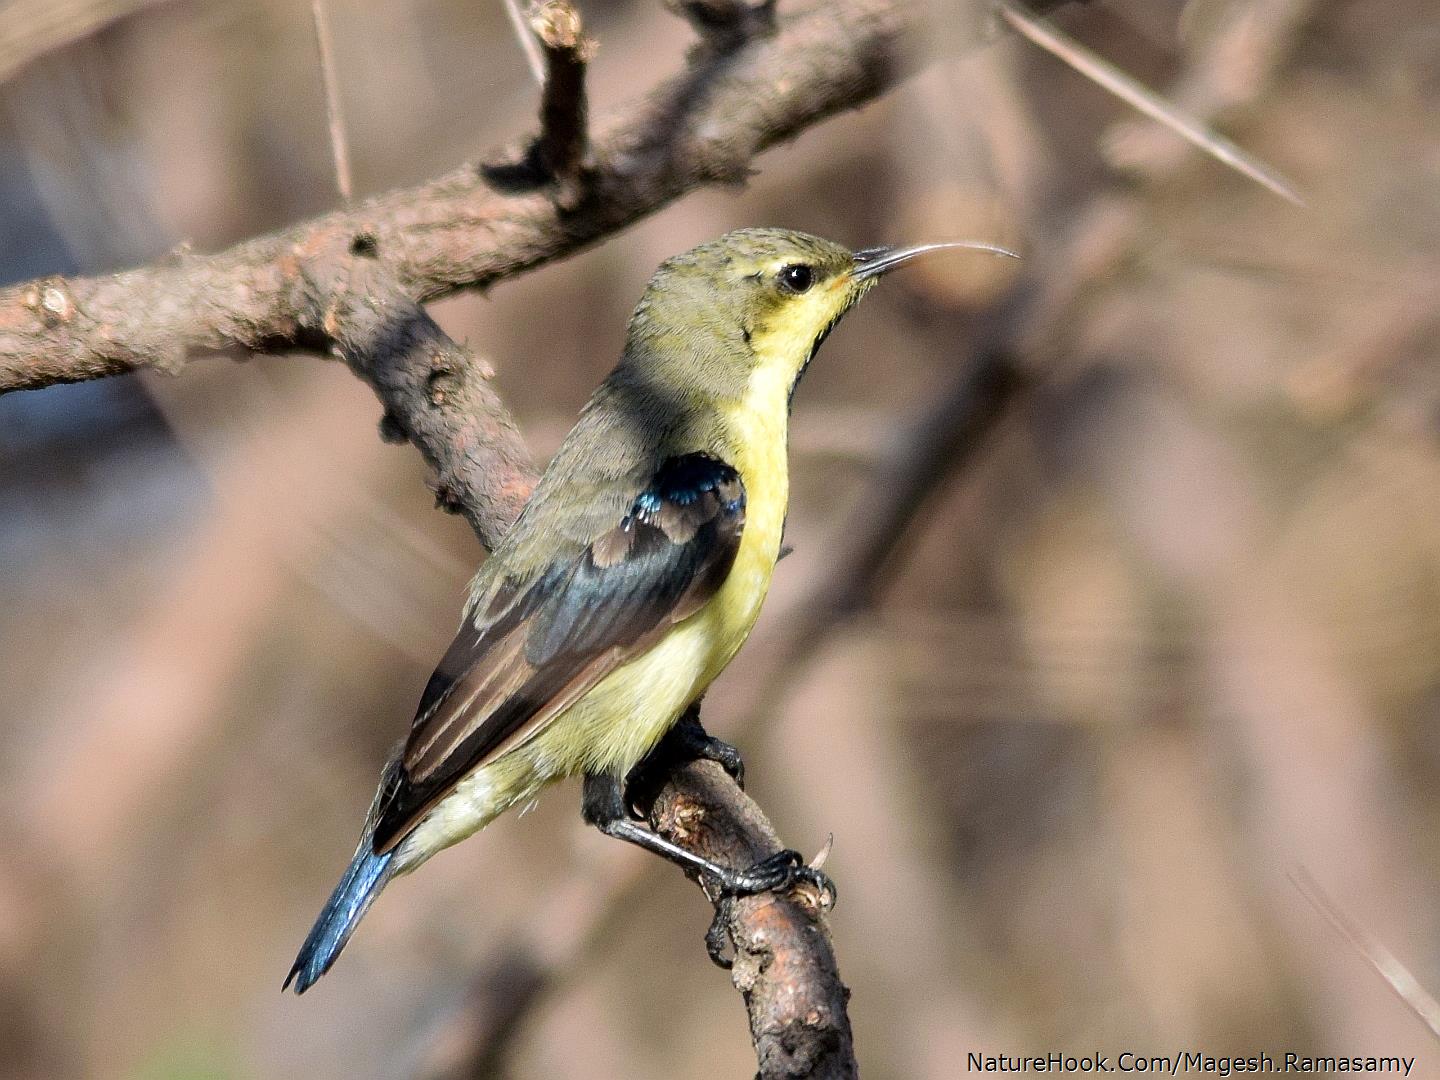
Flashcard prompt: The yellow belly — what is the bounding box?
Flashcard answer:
[548,491,785,773]
[537,411,788,773]
[542,357,794,775]
[397,364,792,867]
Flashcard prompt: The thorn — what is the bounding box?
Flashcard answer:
[809,833,834,871]
[795,838,837,913]
[1289,865,1440,1040]
[311,0,354,202]
[997,2,1305,207]
[378,411,408,444]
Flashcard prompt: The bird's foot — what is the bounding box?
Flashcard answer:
[624,708,745,816]
[710,847,833,898]
[701,849,838,968]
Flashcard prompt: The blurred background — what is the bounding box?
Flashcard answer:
[2,0,1439,1076]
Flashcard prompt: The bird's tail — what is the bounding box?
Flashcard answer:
[285,758,405,994]
[284,838,395,994]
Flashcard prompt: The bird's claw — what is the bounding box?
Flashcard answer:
[705,897,736,968]
[694,732,745,789]
[624,713,746,815]
[700,849,838,967]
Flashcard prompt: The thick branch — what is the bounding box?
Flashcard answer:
[0,0,1069,398]
[317,263,536,548]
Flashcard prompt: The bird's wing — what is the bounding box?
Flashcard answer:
[372,453,746,853]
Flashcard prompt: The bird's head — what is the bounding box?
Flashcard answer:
[623,228,1015,406]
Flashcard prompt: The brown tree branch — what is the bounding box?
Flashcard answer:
[317,263,536,549]
[0,0,1070,399]
[649,758,854,1079]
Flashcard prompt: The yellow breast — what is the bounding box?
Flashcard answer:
[705,357,792,652]
[534,359,793,776]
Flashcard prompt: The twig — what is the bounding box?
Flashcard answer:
[529,0,592,203]
[502,0,546,84]
[1289,866,1440,1041]
[997,1,1305,206]
[310,0,353,203]
[1102,0,1322,181]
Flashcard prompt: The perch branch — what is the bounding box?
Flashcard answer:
[649,759,853,1079]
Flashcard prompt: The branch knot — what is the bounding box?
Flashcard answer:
[665,0,777,51]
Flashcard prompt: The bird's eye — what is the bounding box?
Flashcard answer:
[777,264,814,294]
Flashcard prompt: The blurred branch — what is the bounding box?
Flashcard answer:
[1289,867,1440,1042]
[1103,0,1321,180]
[0,0,171,86]
[786,329,1026,648]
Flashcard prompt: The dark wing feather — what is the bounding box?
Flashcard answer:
[372,453,745,853]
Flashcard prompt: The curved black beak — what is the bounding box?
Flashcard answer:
[851,240,1019,282]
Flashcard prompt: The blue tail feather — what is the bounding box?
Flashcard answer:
[284,842,395,994]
